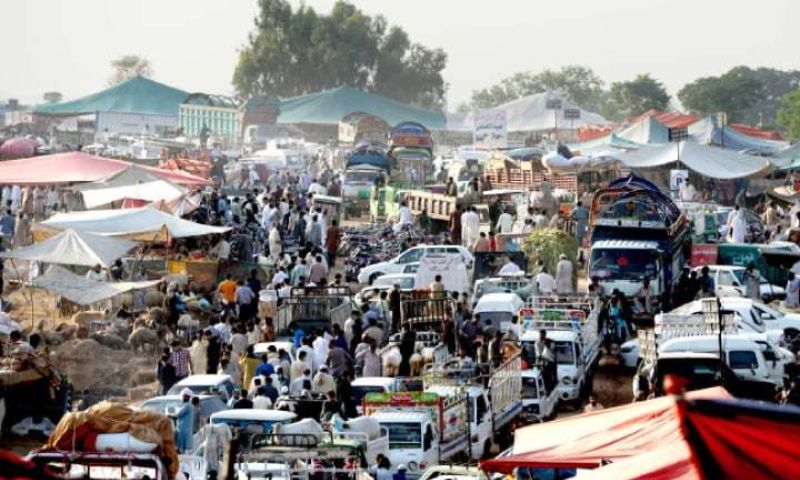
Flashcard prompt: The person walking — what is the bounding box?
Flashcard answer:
[555,254,574,295]
[326,220,341,267]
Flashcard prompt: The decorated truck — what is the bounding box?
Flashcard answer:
[364,391,469,478]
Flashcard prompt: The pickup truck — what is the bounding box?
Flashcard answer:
[423,355,523,459]
[365,391,469,479]
[274,286,353,336]
[520,368,559,423]
[518,297,602,405]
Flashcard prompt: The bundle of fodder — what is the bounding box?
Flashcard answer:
[47,401,179,478]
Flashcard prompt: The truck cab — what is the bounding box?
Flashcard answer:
[589,239,663,301]
[369,411,439,479]
[426,384,493,460]
[521,330,589,404]
[520,368,559,423]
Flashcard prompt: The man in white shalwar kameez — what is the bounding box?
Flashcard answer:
[461,206,480,248]
[730,209,748,243]
[555,254,574,295]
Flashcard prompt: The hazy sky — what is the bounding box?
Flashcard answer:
[2,0,798,111]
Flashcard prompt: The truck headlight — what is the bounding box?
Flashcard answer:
[526,404,540,413]
[562,376,573,385]
[408,462,419,471]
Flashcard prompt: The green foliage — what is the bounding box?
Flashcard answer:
[109,55,152,86]
[233,0,447,109]
[470,65,606,112]
[608,74,670,121]
[521,229,577,275]
[729,66,800,128]
[677,69,763,123]
[777,88,800,140]
[42,92,63,104]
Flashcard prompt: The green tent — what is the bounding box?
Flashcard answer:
[35,76,189,116]
[277,86,446,129]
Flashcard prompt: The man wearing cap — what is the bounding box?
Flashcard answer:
[555,253,574,295]
[175,389,194,452]
[274,386,295,412]
[312,365,336,394]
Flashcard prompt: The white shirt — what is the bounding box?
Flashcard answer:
[496,212,514,233]
[536,272,558,294]
[215,239,230,260]
[85,269,108,282]
[398,206,413,226]
[253,395,273,409]
[249,168,260,183]
[498,262,521,275]
[312,336,329,368]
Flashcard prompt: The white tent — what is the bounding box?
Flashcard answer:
[0,229,136,267]
[40,207,230,241]
[613,141,771,179]
[33,265,160,306]
[80,179,185,209]
[458,90,608,133]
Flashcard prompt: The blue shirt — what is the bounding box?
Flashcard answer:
[255,362,274,378]
[0,215,14,237]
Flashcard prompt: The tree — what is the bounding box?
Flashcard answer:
[233,0,447,109]
[42,92,63,104]
[470,65,606,111]
[777,88,800,140]
[607,74,670,120]
[109,55,153,86]
[677,69,763,123]
[730,66,800,127]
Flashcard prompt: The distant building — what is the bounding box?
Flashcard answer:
[34,76,188,135]
[179,93,239,145]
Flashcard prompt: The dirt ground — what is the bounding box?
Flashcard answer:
[5,283,160,402]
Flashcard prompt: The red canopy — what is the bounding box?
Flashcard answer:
[0,151,208,186]
[481,388,800,480]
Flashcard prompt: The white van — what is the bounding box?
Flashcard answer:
[473,292,524,334]
[658,334,788,386]
[358,245,473,284]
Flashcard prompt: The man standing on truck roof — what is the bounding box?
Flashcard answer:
[446,177,457,196]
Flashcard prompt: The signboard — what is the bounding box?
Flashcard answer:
[670,169,689,193]
[668,127,689,142]
[338,121,358,144]
[563,107,581,120]
[519,308,585,333]
[691,244,719,267]
[473,110,507,149]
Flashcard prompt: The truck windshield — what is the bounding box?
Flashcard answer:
[382,423,422,449]
[591,249,657,281]
[346,170,382,183]
[520,340,575,365]
[552,341,576,365]
[521,377,539,399]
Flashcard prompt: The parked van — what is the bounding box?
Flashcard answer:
[473,292,524,334]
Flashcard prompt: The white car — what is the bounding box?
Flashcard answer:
[357,245,473,284]
[693,265,785,302]
[373,273,418,290]
[167,374,235,401]
[618,297,800,368]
